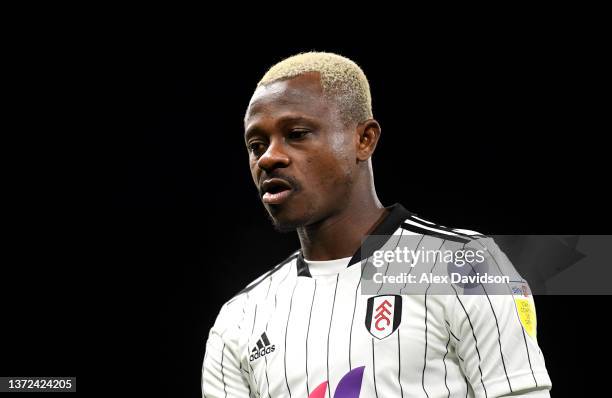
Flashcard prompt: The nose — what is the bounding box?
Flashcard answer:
[257,139,290,173]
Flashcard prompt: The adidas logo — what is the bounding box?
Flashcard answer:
[249,332,275,362]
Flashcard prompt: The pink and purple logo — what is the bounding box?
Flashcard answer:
[308,366,365,398]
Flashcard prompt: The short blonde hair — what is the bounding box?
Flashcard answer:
[257,52,373,124]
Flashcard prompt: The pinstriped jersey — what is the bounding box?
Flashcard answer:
[202,204,551,397]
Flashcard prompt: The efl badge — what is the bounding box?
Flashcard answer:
[511,283,537,339]
[515,298,537,338]
[365,295,402,340]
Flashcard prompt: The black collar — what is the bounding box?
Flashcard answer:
[296,203,412,277]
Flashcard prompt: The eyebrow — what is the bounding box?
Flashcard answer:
[244,115,317,141]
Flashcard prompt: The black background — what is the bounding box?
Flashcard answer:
[1,20,609,397]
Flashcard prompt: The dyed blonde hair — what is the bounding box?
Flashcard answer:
[257,52,373,124]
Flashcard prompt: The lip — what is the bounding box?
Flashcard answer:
[261,178,294,205]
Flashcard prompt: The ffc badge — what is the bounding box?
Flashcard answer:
[365,295,402,340]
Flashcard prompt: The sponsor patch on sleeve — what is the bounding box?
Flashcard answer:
[511,282,537,339]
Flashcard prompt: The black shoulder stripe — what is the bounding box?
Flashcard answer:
[400,222,470,244]
[408,215,487,240]
[232,252,298,298]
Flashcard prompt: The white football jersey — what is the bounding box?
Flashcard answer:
[202,204,551,397]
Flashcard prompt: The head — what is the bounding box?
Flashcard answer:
[244,52,381,231]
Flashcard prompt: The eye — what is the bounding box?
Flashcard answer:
[288,129,310,140]
[248,142,266,156]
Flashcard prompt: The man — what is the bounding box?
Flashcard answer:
[202,52,551,397]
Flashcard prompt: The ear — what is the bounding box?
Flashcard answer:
[355,119,382,161]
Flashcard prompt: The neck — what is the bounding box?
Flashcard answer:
[297,185,386,261]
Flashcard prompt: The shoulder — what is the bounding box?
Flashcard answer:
[399,213,487,243]
[232,250,299,299]
[398,213,514,273]
[208,250,299,339]
[218,250,299,314]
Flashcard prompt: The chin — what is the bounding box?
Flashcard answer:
[266,206,311,233]
[271,220,298,233]
[268,213,304,233]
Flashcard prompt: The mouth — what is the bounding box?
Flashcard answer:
[261,178,294,205]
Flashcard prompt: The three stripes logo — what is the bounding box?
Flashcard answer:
[249,332,275,362]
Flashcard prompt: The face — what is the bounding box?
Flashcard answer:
[244,73,358,231]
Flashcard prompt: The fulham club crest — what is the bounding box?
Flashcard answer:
[365,295,402,339]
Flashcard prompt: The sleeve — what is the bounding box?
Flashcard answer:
[501,389,551,397]
[447,237,552,398]
[202,298,253,398]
